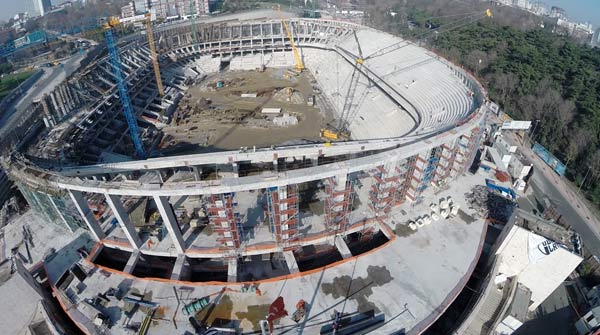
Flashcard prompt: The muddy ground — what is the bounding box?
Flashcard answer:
[160,68,333,154]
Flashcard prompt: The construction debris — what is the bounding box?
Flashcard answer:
[465,185,515,221]
[465,185,490,218]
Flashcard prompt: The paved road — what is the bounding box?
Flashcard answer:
[504,132,600,256]
[514,282,574,335]
[0,52,86,136]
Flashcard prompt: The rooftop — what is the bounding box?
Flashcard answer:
[46,172,490,334]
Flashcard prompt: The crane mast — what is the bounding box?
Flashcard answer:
[145,13,164,96]
[278,6,304,72]
[190,0,199,49]
[103,21,146,159]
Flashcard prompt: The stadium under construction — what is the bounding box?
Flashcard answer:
[0,9,494,335]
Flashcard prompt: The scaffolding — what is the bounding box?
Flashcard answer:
[396,156,416,204]
[266,185,300,250]
[405,154,426,203]
[369,162,406,215]
[450,126,483,176]
[324,177,354,234]
[436,142,459,181]
[207,193,240,250]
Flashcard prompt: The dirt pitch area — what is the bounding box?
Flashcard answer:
[160,68,333,154]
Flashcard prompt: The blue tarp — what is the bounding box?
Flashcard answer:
[532,143,566,176]
[485,179,517,200]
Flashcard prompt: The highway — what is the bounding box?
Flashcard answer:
[0,51,86,135]
[505,133,600,256]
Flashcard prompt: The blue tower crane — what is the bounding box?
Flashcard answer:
[103,22,146,159]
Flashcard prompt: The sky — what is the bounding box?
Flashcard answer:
[543,0,600,27]
[0,0,598,28]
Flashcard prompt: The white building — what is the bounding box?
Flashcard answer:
[32,0,52,17]
[143,0,210,18]
[121,2,137,19]
[456,209,583,335]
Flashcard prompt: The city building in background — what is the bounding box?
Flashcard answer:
[32,0,53,17]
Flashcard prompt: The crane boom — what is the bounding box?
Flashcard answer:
[365,9,492,61]
[190,0,198,49]
[145,13,164,96]
[278,6,304,72]
[104,26,146,159]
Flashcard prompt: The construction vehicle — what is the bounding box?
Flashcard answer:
[320,127,349,141]
[103,16,146,159]
[320,30,367,142]
[320,129,339,141]
[278,5,305,73]
[320,9,492,142]
[100,12,166,158]
[485,179,516,201]
[144,13,164,96]
[189,0,199,49]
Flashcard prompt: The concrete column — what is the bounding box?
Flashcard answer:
[334,235,352,259]
[333,174,348,192]
[232,162,239,178]
[57,85,68,111]
[227,258,237,283]
[153,196,186,254]
[40,96,55,127]
[61,85,74,110]
[55,88,67,117]
[104,194,142,249]
[65,84,77,106]
[123,250,140,274]
[170,254,186,280]
[49,93,61,119]
[68,190,105,241]
[283,250,299,274]
[58,88,69,116]
[192,166,202,181]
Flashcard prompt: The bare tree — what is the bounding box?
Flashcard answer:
[492,72,520,103]
[465,50,488,76]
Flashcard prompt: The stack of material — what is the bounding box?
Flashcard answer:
[465,185,515,221]
[273,113,298,127]
[465,185,490,218]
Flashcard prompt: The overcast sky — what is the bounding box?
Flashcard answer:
[543,0,600,27]
[0,0,598,28]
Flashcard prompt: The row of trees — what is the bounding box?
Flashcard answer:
[363,0,600,206]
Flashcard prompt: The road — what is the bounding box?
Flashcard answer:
[0,51,86,136]
[514,282,575,335]
[505,132,600,256]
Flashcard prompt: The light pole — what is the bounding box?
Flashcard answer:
[579,165,591,195]
[526,119,541,146]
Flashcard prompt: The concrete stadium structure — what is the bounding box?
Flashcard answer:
[2,10,492,334]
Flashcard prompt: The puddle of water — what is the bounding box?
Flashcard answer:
[321,265,393,313]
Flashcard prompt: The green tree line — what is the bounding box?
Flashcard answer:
[431,24,600,205]
[365,1,600,207]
